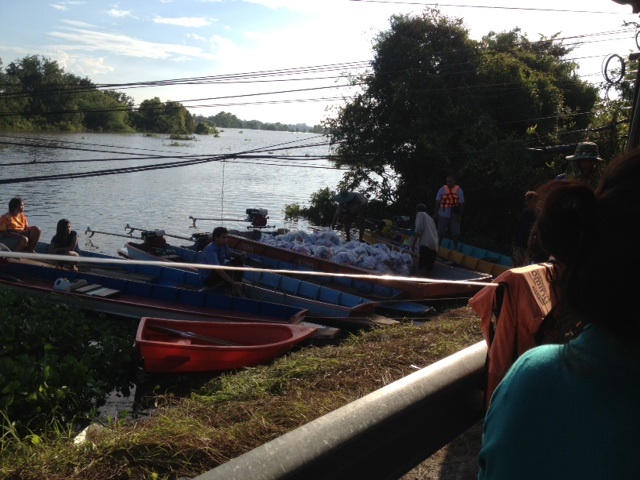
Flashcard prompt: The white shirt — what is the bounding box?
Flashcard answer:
[414,211,438,250]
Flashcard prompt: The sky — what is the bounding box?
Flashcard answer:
[1,0,639,126]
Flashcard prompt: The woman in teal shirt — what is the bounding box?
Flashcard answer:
[478,149,640,479]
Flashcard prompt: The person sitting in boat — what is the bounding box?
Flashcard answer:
[197,226,246,296]
[331,190,368,242]
[0,196,41,252]
[48,218,81,270]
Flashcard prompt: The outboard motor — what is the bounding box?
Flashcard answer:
[190,232,212,251]
[246,208,269,227]
[140,229,167,250]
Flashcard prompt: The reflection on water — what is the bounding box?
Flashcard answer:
[0,129,343,255]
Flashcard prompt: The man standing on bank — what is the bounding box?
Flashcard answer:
[331,190,369,242]
[410,203,439,276]
[434,175,465,248]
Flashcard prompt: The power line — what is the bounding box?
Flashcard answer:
[349,0,632,15]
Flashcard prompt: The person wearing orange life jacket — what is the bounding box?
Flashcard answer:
[433,175,465,248]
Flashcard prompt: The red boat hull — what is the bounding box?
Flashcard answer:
[136,317,317,373]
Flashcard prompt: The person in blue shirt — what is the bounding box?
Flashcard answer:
[197,226,246,296]
[478,148,640,479]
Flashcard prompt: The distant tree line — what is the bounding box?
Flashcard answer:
[193,111,325,133]
[0,55,321,134]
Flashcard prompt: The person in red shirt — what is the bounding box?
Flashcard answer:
[0,197,41,252]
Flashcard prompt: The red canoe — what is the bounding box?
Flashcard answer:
[136,317,318,373]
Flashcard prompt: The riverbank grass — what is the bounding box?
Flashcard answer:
[1,305,482,480]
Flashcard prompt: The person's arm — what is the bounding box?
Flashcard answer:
[331,204,342,230]
[457,189,465,215]
[411,214,423,250]
[53,232,78,254]
[217,267,239,285]
[434,189,442,217]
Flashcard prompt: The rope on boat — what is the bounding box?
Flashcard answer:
[0,251,499,288]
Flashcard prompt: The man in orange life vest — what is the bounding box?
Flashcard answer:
[433,175,465,248]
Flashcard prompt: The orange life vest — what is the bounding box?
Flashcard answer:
[440,185,460,209]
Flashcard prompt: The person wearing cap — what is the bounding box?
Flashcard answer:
[410,203,439,275]
[556,141,605,189]
[434,175,465,248]
[331,190,368,242]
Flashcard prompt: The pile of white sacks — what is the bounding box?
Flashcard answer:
[259,229,414,276]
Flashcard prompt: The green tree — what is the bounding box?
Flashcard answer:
[3,55,92,129]
[78,89,133,132]
[211,111,243,128]
[325,9,599,251]
[0,58,31,129]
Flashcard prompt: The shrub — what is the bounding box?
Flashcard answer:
[301,187,338,226]
[0,291,138,434]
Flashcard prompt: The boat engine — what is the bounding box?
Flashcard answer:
[191,232,212,251]
[246,208,269,227]
[140,229,167,249]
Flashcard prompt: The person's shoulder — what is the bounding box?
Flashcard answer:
[504,344,564,384]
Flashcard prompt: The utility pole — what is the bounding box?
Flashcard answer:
[627,52,640,149]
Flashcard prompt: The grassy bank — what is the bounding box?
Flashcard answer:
[0,304,483,480]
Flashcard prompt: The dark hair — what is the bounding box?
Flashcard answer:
[536,148,640,336]
[416,203,427,212]
[8,197,23,213]
[212,226,229,239]
[56,218,71,240]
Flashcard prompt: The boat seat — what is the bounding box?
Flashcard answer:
[74,283,120,298]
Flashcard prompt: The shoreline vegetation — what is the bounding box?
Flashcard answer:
[0,54,324,135]
[0,296,483,479]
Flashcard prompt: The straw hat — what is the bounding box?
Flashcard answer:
[566,142,604,162]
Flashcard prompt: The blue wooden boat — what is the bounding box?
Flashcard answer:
[364,228,511,278]
[1,254,309,326]
[1,245,353,337]
[122,241,433,317]
[438,239,511,277]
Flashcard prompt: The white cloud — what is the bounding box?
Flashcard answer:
[47,49,114,76]
[186,33,208,42]
[62,19,96,28]
[153,16,214,28]
[50,4,68,11]
[48,27,217,60]
[105,8,132,18]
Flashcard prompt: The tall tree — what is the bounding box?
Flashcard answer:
[3,55,92,129]
[325,9,599,250]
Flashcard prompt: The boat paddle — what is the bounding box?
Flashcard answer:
[146,324,240,346]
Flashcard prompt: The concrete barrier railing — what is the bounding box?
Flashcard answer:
[194,341,487,480]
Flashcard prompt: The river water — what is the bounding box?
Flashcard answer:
[0,129,344,255]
